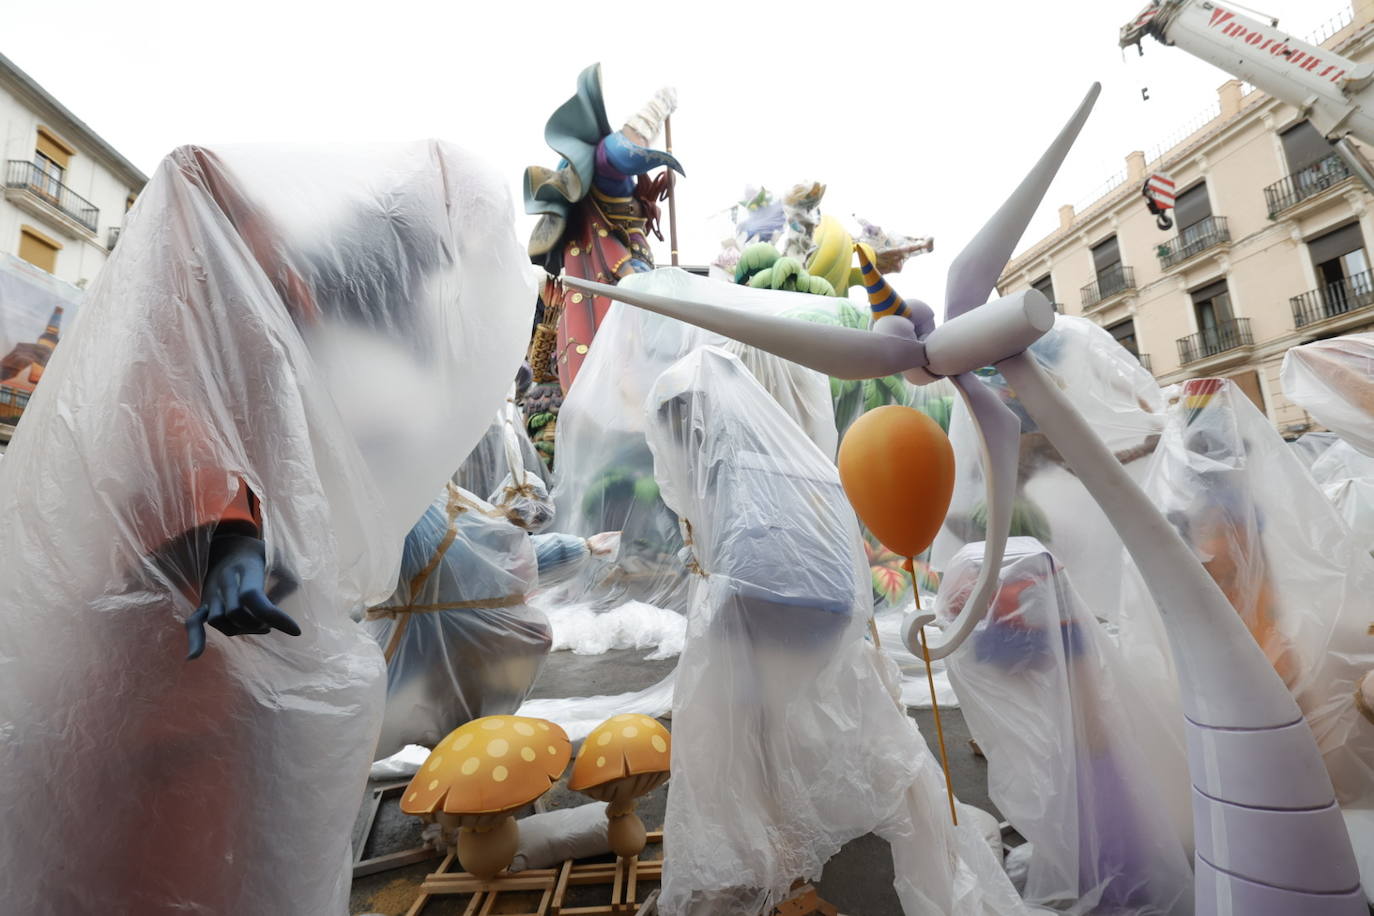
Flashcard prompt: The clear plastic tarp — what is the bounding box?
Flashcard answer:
[365,484,551,760]
[1122,379,1374,811]
[645,346,1028,916]
[938,538,1194,913]
[932,315,1165,618]
[0,251,83,429]
[546,268,837,613]
[454,394,553,531]
[0,141,536,914]
[1308,439,1374,558]
[1282,333,1374,458]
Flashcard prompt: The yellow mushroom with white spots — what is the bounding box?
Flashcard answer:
[400,715,571,879]
[567,714,671,858]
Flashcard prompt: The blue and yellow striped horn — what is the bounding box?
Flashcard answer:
[856,243,911,321]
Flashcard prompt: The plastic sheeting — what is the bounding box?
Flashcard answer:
[518,671,678,742]
[0,142,536,915]
[1309,439,1374,556]
[1282,333,1374,457]
[0,252,83,428]
[366,485,551,760]
[645,347,1027,916]
[537,597,686,658]
[455,394,553,531]
[938,538,1194,914]
[932,316,1165,618]
[1123,379,1374,810]
[546,268,836,612]
[1291,431,1342,469]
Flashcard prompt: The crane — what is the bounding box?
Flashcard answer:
[1121,0,1374,190]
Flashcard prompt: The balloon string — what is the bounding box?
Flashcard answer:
[908,560,958,828]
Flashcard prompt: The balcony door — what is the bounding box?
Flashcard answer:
[1309,222,1372,315]
[1032,273,1055,310]
[1192,280,1233,357]
[1107,318,1139,357]
[1174,181,1212,252]
[1092,236,1124,298]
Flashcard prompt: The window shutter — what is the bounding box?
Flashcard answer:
[35,128,73,169]
[1308,222,1365,265]
[18,226,60,273]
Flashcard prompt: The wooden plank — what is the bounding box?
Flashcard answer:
[551,859,573,914]
[633,889,660,916]
[352,844,441,879]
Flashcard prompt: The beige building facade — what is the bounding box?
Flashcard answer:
[0,52,146,287]
[999,3,1374,436]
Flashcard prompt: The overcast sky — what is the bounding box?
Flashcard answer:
[5,0,1353,310]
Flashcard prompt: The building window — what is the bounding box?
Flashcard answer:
[1191,279,1233,337]
[1107,318,1139,357]
[18,225,61,273]
[1091,235,1128,297]
[1031,273,1055,308]
[126,192,137,212]
[33,127,73,199]
[32,152,63,199]
[1308,222,1372,306]
[1174,180,1212,242]
[1280,120,1332,173]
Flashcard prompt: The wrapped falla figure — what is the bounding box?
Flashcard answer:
[644,346,1029,916]
[1141,379,1374,826]
[938,537,1194,913]
[367,477,618,759]
[1283,334,1374,560]
[545,269,836,613]
[932,314,1164,618]
[0,141,536,914]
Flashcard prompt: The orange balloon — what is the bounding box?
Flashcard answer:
[837,405,955,558]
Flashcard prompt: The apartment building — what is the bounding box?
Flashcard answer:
[0,52,146,288]
[998,4,1374,436]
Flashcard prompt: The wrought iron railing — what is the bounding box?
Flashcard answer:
[1137,352,1153,373]
[107,226,120,249]
[1177,317,1253,365]
[1157,216,1230,269]
[1264,153,1352,218]
[5,160,99,233]
[1080,265,1135,309]
[1290,268,1374,327]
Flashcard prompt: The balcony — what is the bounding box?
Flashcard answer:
[107,226,121,250]
[1136,352,1153,373]
[5,160,99,235]
[1177,317,1253,366]
[1290,269,1374,328]
[1157,216,1230,270]
[1080,265,1136,310]
[1264,153,1353,218]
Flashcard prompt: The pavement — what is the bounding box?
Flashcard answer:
[350,647,1001,916]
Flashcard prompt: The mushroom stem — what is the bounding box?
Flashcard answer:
[606,803,647,859]
[456,816,520,880]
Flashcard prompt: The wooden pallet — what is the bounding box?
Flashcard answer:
[351,779,442,879]
[404,831,663,916]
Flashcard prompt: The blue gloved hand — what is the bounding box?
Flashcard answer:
[185,534,301,660]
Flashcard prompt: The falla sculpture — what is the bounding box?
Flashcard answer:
[562,83,1367,914]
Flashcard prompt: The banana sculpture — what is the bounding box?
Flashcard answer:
[564,83,1368,914]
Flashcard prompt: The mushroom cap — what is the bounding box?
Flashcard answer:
[401,715,571,818]
[568,714,671,794]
